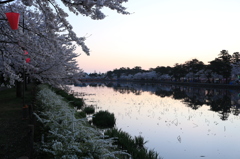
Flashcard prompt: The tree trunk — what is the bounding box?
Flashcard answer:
[16,80,22,97]
[226,78,230,84]
[24,74,28,91]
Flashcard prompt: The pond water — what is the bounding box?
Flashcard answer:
[70,82,240,159]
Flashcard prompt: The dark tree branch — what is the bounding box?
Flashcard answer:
[0,0,15,4]
[61,0,84,5]
[0,40,18,44]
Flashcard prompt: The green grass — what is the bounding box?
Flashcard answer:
[0,84,36,158]
[75,111,87,118]
[105,128,162,159]
[83,105,95,114]
[53,87,84,109]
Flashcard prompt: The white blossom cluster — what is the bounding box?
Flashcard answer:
[34,86,130,158]
[0,0,129,88]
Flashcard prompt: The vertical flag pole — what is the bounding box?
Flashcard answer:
[22,11,25,108]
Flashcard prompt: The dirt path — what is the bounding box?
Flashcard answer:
[0,87,33,159]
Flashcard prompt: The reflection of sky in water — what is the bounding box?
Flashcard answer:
[71,85,240,159]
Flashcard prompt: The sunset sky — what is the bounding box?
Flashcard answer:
[67,0,240,73]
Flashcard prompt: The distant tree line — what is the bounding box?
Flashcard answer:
[86,50,240,84]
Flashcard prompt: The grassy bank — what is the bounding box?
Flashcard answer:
[33,85,131,158]
[35,85,163,159]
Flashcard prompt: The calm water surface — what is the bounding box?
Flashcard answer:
[70,82,240,159]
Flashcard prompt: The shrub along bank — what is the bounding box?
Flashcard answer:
[92,110,116,129]
[34,85,162,159]
[34,85,129,158]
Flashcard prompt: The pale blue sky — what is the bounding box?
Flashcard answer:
[67,0,240,73]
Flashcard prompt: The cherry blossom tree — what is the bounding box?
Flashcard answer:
[0,0,130,89]
[159,74,171,80]
[231,62,240,81]
[1,0,130,19]
[1,3,84,88]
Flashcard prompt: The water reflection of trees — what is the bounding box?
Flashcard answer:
[115,85,240,120]
[79,82,240,120]
[160,86,240,120]
[107,82,240,120]
[209,95,231,120]
[113,86,142,95]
